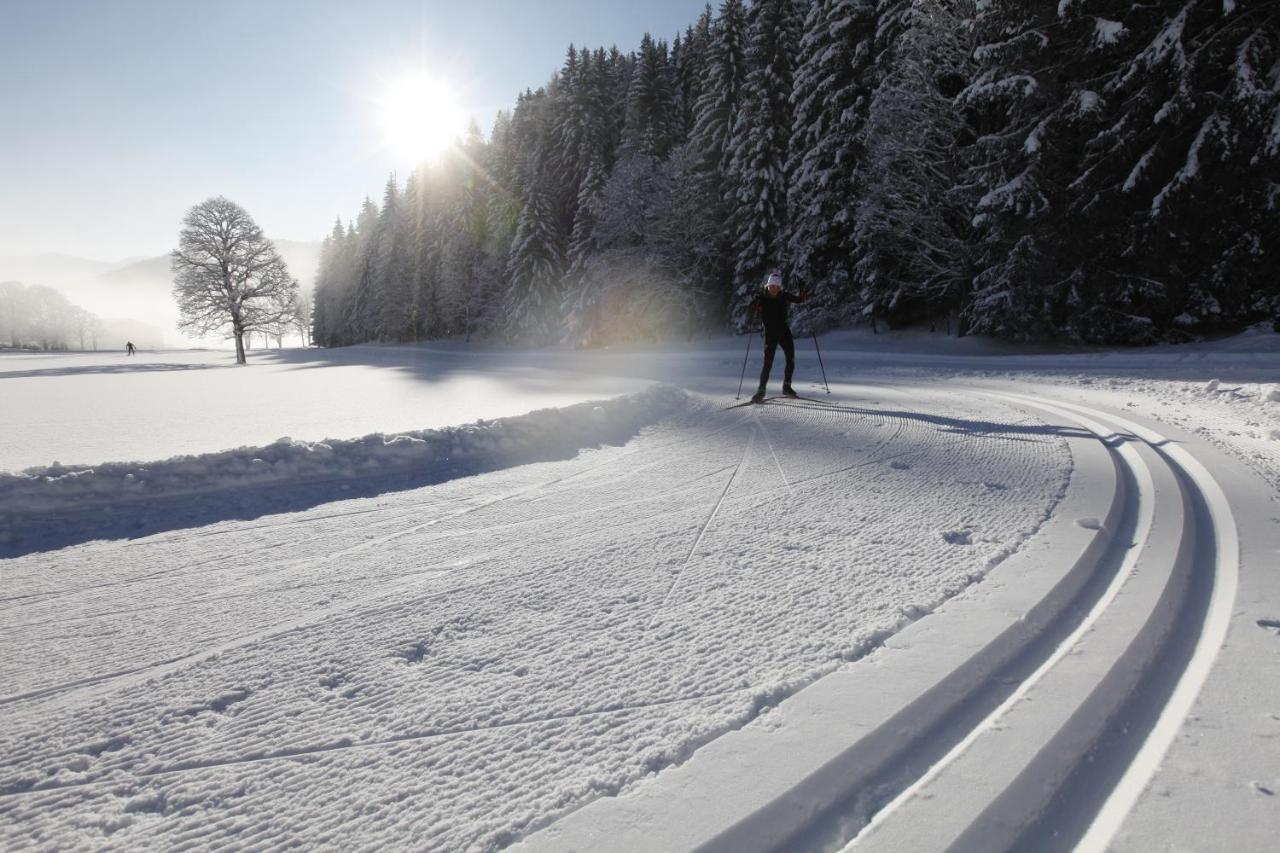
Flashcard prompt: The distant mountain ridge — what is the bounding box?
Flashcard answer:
[0,253,120,287]
[0,240,322,348]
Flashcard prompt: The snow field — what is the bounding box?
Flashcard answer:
[0,385,1071,850]
[1,383,689,522]
[0,347,649,473]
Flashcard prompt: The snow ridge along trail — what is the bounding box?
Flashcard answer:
[0,385,691,557]
[521,389,1233,853]
[1,383,1071,851]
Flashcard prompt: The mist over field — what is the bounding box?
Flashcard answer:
[0,241,321,348]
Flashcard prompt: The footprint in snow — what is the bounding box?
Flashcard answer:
[394,640,431,663]
[889,460,911,470]
[942,530,972,545]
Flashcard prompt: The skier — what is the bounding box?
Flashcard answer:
[125,341,136,355]
[750,272,806,404]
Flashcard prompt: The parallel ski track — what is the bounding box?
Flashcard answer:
[502,386,1229,853]
[836,390,1233,853]
[648,424,757,628]
[753,411,794,497]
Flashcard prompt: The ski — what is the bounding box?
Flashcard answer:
[723,394,835,410]
[723,395,782,410]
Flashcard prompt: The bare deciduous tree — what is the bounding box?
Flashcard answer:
[171,196,300,364]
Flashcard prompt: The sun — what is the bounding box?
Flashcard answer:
[378,71,468,163]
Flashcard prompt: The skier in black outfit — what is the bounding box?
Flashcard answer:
[750,272,806,404]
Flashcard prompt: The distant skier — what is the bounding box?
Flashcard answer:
[750,272,806,404]
[125,341,136,356]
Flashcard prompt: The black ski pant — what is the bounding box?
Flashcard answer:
[758,326,795,392]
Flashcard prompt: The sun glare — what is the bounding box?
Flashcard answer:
[378,71,469,163]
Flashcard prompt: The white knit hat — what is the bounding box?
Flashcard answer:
[765,272,783,288]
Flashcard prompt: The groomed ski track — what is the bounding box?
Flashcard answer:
[2,368,1272,851]
[518,388,1242,853]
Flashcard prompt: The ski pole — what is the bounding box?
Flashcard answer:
[812,330,830,394]
[735,330,754,400]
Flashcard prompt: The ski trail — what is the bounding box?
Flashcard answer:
[648,426,757,628]
[1041,400,1239,853]
[754,411,794,497]
[9,463,742,632]
[848,398,1157,847]
[3,464,748,702]
[5,415,773,701]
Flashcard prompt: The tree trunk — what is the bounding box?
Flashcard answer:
[233,326,247,364]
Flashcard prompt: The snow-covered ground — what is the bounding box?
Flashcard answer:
[2,329,1278,851]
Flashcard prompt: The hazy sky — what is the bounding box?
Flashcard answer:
[0,0,711,261]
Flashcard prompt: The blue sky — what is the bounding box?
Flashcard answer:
[0,0,711,260]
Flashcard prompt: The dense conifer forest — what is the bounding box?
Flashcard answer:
[311,0,1280,348]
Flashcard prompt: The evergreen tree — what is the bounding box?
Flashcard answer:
[310,218,345,346]
[676,7,715,139]
[1068,0,1280,339]
[505,180,565,343]
[690,0,749,180]
[622,33,678,158]
[962,0,1069,340]
[347,196,381,343]
[786,0,878,325]
[726,0,805,322]
[373,174,415,340]
[852,0,979,331]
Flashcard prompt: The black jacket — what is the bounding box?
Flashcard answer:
[752,290,804,332]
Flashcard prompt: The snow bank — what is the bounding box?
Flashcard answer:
[1,384,689,516]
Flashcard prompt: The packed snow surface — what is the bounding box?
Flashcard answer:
[2,327,1278,850]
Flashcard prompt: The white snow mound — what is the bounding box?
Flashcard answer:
[1,385,690,515]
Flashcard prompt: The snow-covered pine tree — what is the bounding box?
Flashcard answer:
[961,0,1075,341]
[373,174,415,341]
[622,33,678,158]
[505,178,565,343]
[786,0,878,328]
[346,196,381,344]
[310,218,345,346]
[502,84,571,341]
[434,122,495,339]
[477,110,521,339]
[670,33,687,143]
[561,158,609,345]
[726,0,805,325]
[402,163,435,339]
[1068,0,1280,340]
[852,0,979,331]
[690,0,749,183]
[604,46,634,165]
[676,6,715,141]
